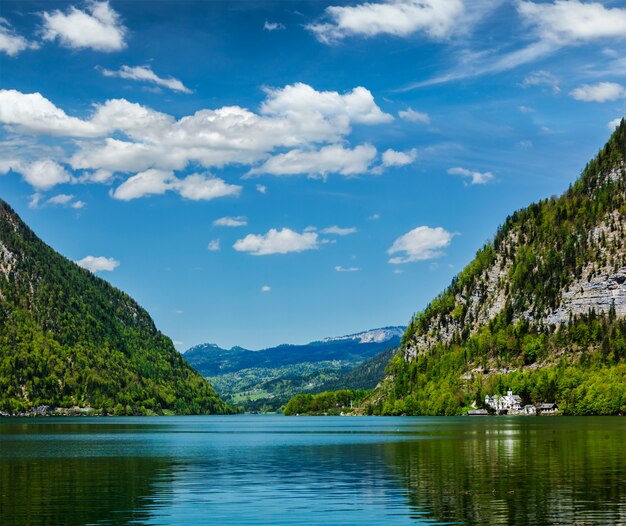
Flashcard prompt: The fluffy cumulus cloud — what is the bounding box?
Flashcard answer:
[307,0,465,44]
[388,226,454,264]
[448,166,494,185]
[609,117,624,130]
[213,216,247,227]
[570,82,626,102]
[41,1,127,52]
[518,0,626,46]
[382,148,417,167]
[233,228,319,256]
[0,90,102,137]
[100,65,192,93]
[76,255,120,272]
[248,144,377,178]
[260,285,271,292]
[207,239,220,251]
[111,169,241,201]
[398,107,430,124]
[0,18,38,56]
[19,160,72,190]
[0,83,394,195]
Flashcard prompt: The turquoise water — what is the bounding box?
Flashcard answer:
[1,415,626,525]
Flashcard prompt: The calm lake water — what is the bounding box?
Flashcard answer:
[1,416,626,525]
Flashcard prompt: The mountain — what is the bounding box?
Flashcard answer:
[315,346,397,392]
[0,199,228,415]
[369,122,626,416]
[184,327,403,412]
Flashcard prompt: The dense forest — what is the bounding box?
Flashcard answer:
[0,200,228,415]
[283,390,370,416]
[371,121,626,416]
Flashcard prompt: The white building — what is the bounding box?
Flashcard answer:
[485,389,523,414]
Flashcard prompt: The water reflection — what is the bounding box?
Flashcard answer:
[385,418,626,525]
[1,416,625,525]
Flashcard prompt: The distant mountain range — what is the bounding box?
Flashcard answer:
[184,327,404,411]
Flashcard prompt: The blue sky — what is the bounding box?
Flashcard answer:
[1,0,626,350]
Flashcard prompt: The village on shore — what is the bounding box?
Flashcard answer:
[467,389,558,416]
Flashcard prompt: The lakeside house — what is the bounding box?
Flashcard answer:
[480,389,558,415]
[539,403,558,414]
[485,389,523,414]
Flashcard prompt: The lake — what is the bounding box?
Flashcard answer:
[1,416,625,525]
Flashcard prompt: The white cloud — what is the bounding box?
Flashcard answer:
[388,226,454,264]
[28,193,43,209]
[41,1,127,52]
[233,228,319,256]
[46,193,74,205]
[0,18,37,56]
[382,148,417,167]
[570,82,626,102]
[608,118,623,130]
[19,160,72,190]
[264,21,285,31]
[321,226,357,236]
[518,0,626,46]
[176,173,241,201]
[213,216,247,227]
[256,184,267,194]
[307,0,465,44]
[368,213,380,221]
[76,255,120,272]
[0,84,392,195]
[208,239,220,251]
[111,169,242,201]
[335,265,360,272]
[248,144,377,178]
[111,168,172,200]
[29,192,85,209]
[100,65,192,93]
[522,70,561,93]
[405,0,626,89]
[260,83,392,125]
[0,90,102,137]
[448,166,494,185]
[261,285,271,292]
[398,107,430,124]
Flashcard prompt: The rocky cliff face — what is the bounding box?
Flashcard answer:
[369,122,626,416]
[404,206,626,361]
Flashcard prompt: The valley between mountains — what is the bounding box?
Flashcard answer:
[3,123,626,416]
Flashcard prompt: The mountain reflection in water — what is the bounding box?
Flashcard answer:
[1,416,624,525]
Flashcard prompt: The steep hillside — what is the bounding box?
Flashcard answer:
[315,346,397,392]
[371,121,626,416]
[0,200,228,415]
[185,327,403,412]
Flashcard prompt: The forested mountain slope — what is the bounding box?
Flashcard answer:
[0,200,228,415]
[371,121,626,416]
